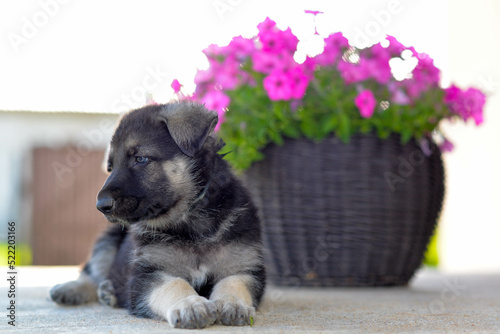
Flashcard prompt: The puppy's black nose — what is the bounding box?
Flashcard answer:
[96,197,114,214]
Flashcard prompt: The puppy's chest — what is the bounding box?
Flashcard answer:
[134,243,223,282]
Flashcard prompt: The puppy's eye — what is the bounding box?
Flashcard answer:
[134,156,149,164]
[107,162,113,173]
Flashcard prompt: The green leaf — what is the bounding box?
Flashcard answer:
[321,114,338,137]
[401,128,413,143]
[283,123,300,138]
[338,113,351,142]
[300,117,316,139]
[269,130,284,145]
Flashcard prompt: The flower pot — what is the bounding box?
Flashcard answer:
[244,132,445,287]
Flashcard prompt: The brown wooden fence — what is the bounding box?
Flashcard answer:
[31,147,109,265]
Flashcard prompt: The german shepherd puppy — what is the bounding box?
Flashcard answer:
[50,101,266,329]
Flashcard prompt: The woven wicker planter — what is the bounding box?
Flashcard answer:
[245,133,445,287]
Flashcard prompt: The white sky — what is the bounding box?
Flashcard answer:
[0,0,449,112]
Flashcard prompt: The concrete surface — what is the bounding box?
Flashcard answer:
[2,267,500,333]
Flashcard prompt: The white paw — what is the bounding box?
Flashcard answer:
[97,279,117,307]
[213,298,256,326]
[166,295,218,329]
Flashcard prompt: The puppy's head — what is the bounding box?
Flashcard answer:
[96,101,218,225]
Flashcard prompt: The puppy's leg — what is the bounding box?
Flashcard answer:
[50,225,126,305]
[210,275,259,326]
[132,274,217,329]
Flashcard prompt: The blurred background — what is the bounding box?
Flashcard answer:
[0,0,498,272]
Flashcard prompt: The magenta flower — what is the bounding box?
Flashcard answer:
[263,70,293,101]
[263,66,310,101]
[280,27,299,53]
[439,138,454,152]
[314,32,348,66]
[227,35,255,60]
[399,53,441,100]
[364,43,392,84]
[337,59,370,84]
[257,17,276,34]
[202,43,227,61]
[444,84,461,103]
[252,50,295,74]
[194,69,213,86]
[445,85,486,125]
[302,56,317,78]
[201,90,230,114]
[463,88,486,125]
[212,58,242,90]
[355,90,377,118]
[289,66,309,99]
[365,58,392,84]
[385,35,407,57]
[259,26,298,54]
[412,54,440,87]
[171,79,182,94]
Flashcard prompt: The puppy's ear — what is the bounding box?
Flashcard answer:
[159,102,218,157]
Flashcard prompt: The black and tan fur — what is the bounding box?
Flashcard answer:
[50,102,266,329]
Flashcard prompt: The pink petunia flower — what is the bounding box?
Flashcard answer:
[367,43,392,83]
[279,27,299,53]
[302,56,317,78]
[212,57,242,90]
[201,90,230,114]
[289,66,310,99]
[439,138,454,152]
[227,35,255,60]
[385,35,407,57]
[171,79,182,94]
[257,17,277,34]
[355,89,377,118]
[337,58,370,84]
[314,32,349,66]
[252,50,295,74]
[257,19,298,55]
[263,70,294,101]
[412,54,440,87]
[463,88,486,125]
[194,69,214,86]
[202,43,228,61]
[444,85,486,125]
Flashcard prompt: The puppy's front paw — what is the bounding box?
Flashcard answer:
[166,295,218,329]
[213,298,256,326]
[97,279,117,307]
[49,280,97,305]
